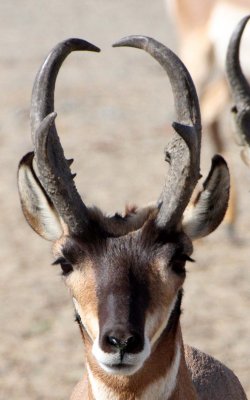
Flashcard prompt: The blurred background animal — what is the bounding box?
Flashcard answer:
[165,0,250,236]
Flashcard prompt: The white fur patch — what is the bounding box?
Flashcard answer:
[92,336,151,376]
[18,162,62,240]
[87,364,118,400]
[141,343,181,400]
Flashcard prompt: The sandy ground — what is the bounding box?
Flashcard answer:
[0,1,249,399]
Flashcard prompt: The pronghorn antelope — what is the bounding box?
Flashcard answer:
[226,15,250,165]
[165,0,250,233]
[17,38,247,399]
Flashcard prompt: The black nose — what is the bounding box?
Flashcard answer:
[101,329,144,354]
[108,335,140,351]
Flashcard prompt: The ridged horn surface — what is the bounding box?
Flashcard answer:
[113,36,201,230]
[31,38,100,235]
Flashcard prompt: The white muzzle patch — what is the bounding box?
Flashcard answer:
[92,336,151,376]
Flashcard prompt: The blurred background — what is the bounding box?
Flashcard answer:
[0,1,249,398]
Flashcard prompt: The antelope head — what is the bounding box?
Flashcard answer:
[226,15,250,165]
[18,37,229,378]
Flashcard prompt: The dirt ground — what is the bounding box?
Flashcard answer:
[0,1,249,399]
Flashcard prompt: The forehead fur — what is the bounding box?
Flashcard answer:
[53,218,193,270]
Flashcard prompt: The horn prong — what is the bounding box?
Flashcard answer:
[32,39,100,235]
[113,35,201,229]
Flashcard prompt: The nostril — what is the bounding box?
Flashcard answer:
[105,333,143,354]
[106,336,121,348]
[125,334,141,353]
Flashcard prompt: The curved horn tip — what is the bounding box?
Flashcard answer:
[62,38,101,53]
[226,14,250,111]
[237,14,250,31]
[112,35,150,49]
[229,15,250,45]
[226,15,250,60]
[31,39,100,139]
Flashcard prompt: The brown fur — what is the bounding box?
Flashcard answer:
[185,346,247,400]
[71,340,247,399]
[65,266,99,343]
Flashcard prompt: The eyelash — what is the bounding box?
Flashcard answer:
[52,257,73,276]
[172,254,195,275]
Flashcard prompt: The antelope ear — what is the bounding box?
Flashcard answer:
[182,155,230,240]
[18,152,63,241]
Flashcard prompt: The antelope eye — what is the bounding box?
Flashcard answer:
[52,257,73,276]
[171,254,194,275]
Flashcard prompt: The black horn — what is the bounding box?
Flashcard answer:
[31,39,100,235]
[113,36,201,230]
[226,15,250,147]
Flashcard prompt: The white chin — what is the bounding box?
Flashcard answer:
[98,361,143,376]
[92,337,151,376]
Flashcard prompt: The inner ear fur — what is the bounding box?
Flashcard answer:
[18,152,63,241]
[182,155,230,240]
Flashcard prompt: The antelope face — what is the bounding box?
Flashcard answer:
[18,37,230,378]
[52,226,192,376]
